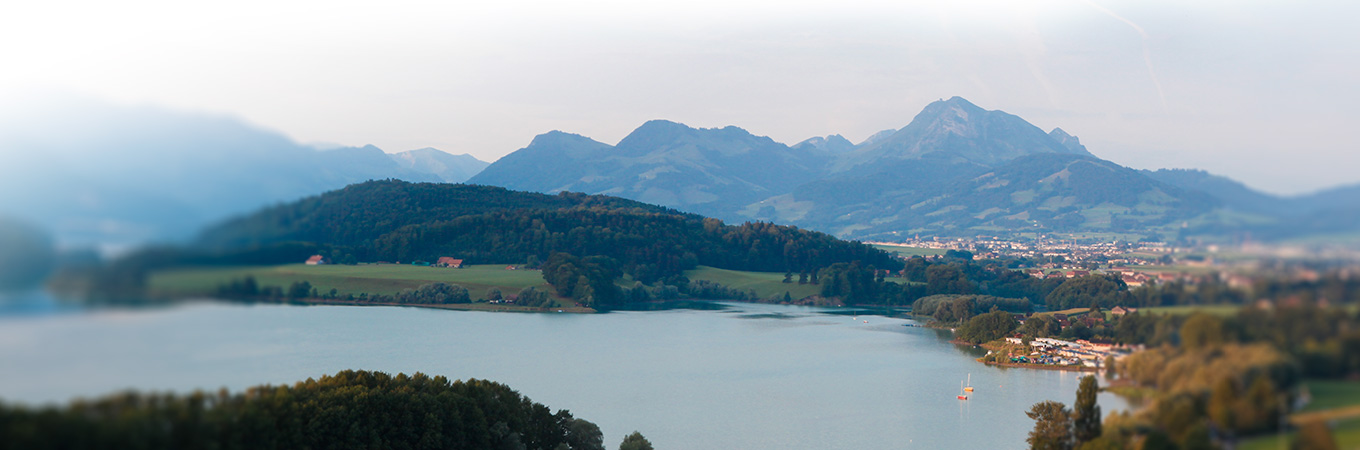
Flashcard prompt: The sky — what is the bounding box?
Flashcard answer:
[1,0,1357,195]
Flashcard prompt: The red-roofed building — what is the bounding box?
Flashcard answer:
[1121,275,1144,287]
[436,257,464,268]
[305,255,326,265]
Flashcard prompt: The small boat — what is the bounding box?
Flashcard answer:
[957,380,968,400]
[964,373,975,392]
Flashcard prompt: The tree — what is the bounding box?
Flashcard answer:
[619,431,654,450]
[1022,315,1061,338]
[1293,421,1338,450]
[1072,376,1101,444]
[1180,313,1225,351]
[1207,377,1239,429]
[1045,275,1130,310]
[1026,400,1073,450]
[926,264,974,295]
[956,310,1019,344]
[515,287,553,308]
[565,418,605,450]
[288,280,313,299]
[944,249,974,261]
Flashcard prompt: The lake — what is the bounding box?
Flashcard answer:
[0,296,1126,449]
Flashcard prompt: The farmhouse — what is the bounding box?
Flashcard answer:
[435,257,464,268]
[305,255,326,265]
[1110,306,1139,316]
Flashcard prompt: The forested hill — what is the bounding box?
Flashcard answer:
[0,370,608,450]
[192,180,900,280]
[198,180,683,248]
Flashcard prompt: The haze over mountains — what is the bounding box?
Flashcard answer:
[471,97,1359,243]
[6,96,1357,251]
[0,100,487,248]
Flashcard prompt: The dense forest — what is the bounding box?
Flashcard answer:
[0,370,610,450]
[59,180,900,305]
[814,256,1066,307]
[195,180,678,249]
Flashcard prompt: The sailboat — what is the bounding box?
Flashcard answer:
[957,380,968,400]
[964,373,975,392]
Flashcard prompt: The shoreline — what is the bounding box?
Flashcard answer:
[978,360,1099,372]
[168,296,600,314]
[295,298,597,313]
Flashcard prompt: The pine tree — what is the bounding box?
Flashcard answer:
[1025,400,1073,450]
[1072,375,1101,444]
[619,431,654,450]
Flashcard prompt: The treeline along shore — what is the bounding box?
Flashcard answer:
[0,369,639,450]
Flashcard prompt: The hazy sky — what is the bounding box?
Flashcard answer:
[2,0,1357,195]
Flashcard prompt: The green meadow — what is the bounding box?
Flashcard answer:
[870,244,946,258]
[683,266,823,299]
[1238,380,1360,450]
[149,263,553,302]
[1300,380,1360,413]
[150,263,833,305]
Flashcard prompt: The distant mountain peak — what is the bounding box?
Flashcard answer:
[857,129,898,147]
[388,147,490,183]
[325,144,388,156]
[1047,128,1090,155]
[405,147,446,154]
[529,130,601,147]
[926,95,984,114]
[616,120,697,150]
[833,97,1083,172]
[793,134,855,154]
[615,119,773,153]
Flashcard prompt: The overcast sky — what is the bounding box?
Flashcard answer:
[2,0,1356,195]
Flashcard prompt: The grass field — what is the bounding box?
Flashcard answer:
[1239,417,1360,450]
[149,264,564,305]
[1035,307,1092,317]
[1301,381,1360,413]
[1237,380,1360,450]
[150,263,832,306]
[870,244,946,258]
[683,266,822,299]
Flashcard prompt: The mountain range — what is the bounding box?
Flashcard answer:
[8,95,1355,249]
[0,99,487,248]
[469,97,1359,243]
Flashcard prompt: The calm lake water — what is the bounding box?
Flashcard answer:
[0,296,1126,449]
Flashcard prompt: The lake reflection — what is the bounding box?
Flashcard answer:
[0,300,1125,450]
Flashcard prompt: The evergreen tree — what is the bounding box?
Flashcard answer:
[1025,401,1073,450]
[1072,376,1101,444]
[619,431,654,450]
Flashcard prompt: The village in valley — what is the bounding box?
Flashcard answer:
[879,234,1360,374]
[877,234,1356,289]
[991,318,1138,372]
